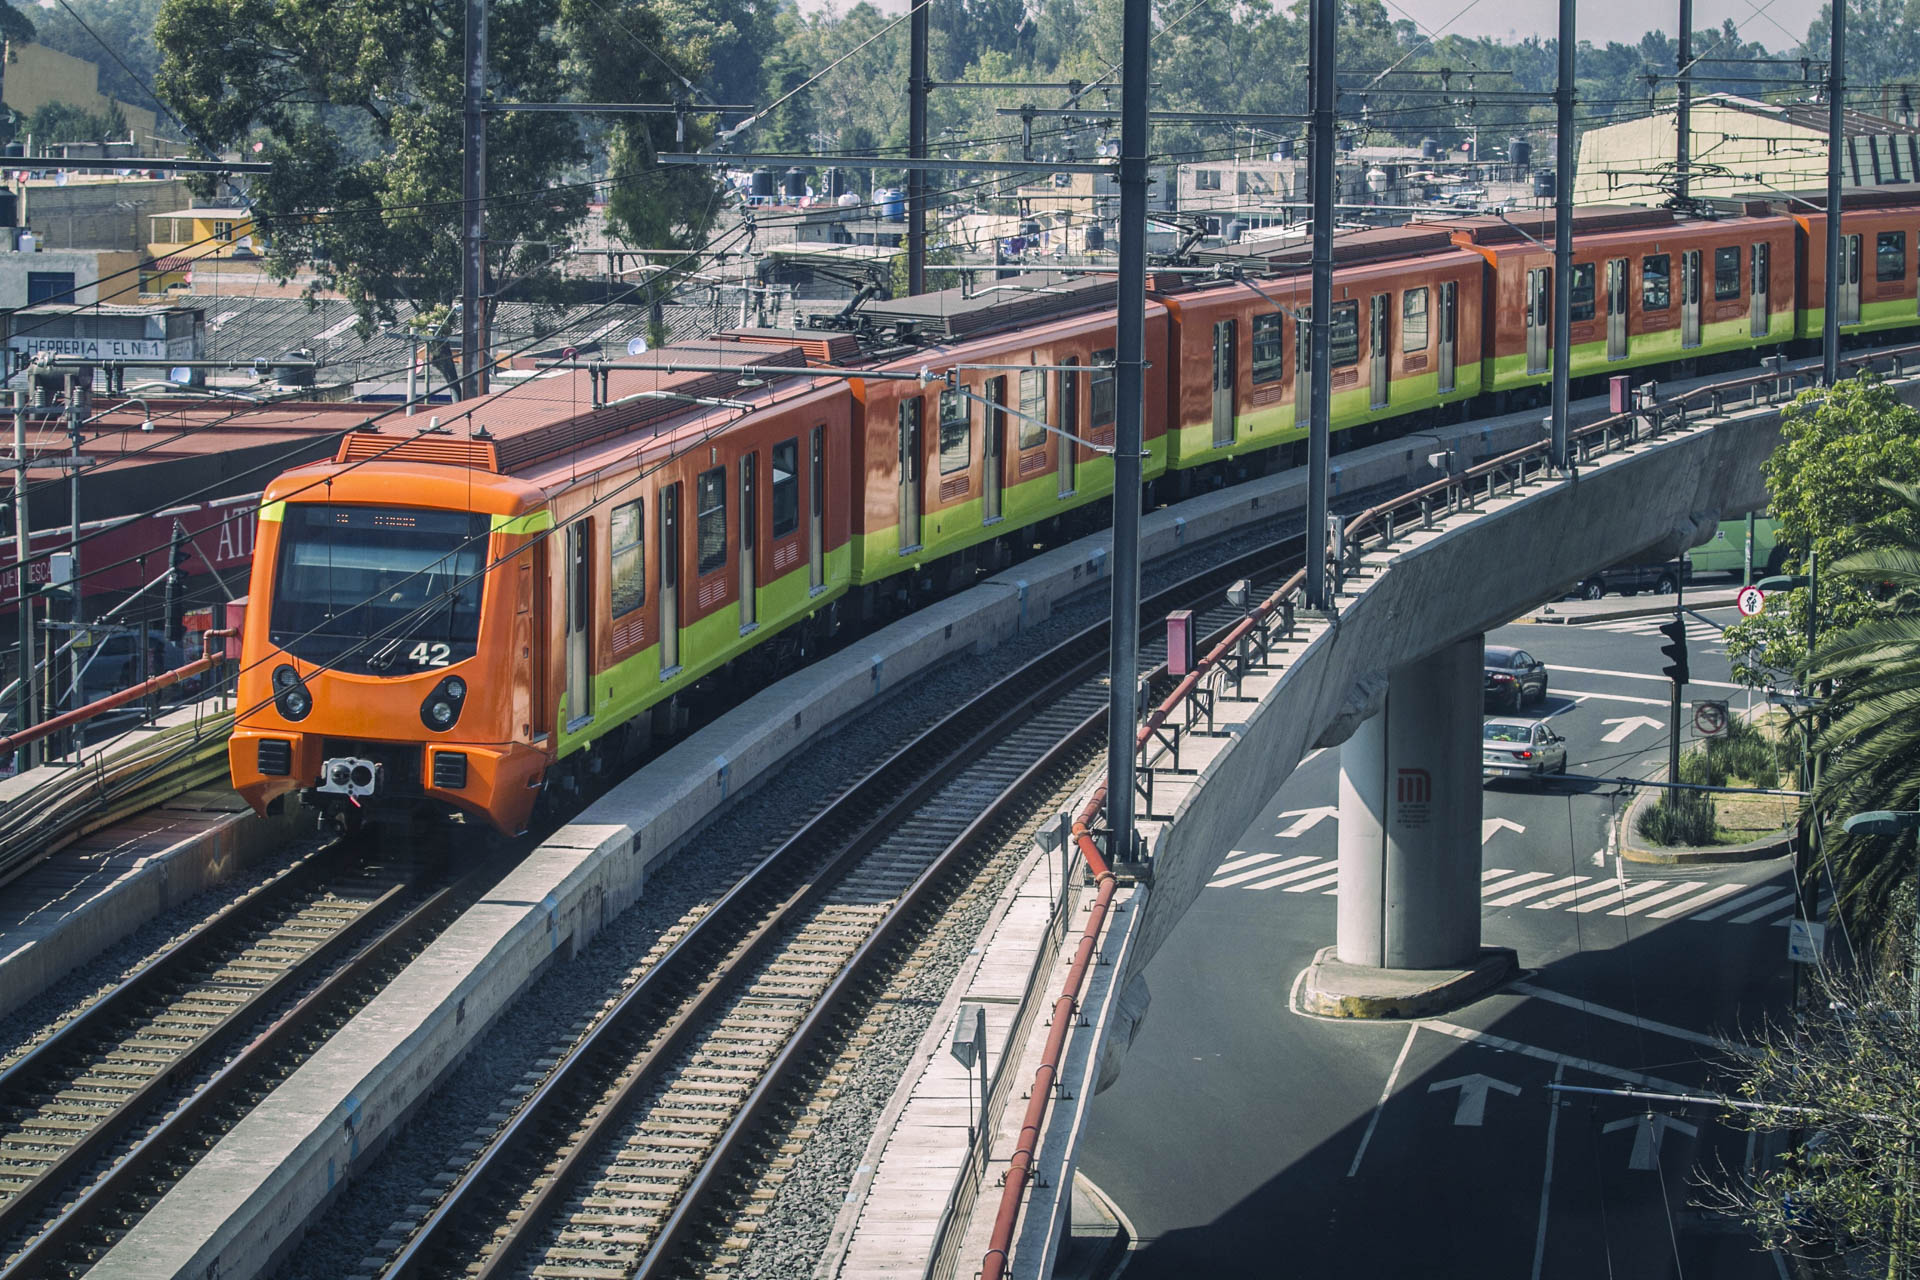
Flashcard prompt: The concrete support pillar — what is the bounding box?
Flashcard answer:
[1335,635,1484,969]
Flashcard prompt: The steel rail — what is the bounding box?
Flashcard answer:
[0,864,484,1276]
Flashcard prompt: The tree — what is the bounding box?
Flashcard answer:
[153,0,717,386]
[25,100,127,144]
[1723,377,1920,687]
[1707,965,1920,1274]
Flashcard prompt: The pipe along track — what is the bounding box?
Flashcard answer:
[375,532,1308,1280]
[0,840,509,1277]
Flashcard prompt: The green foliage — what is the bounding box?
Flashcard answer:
[1637,791,1717,847]
[1724,378,1920,686]
[24,100,127,144]
[1706,964,1920,1274]
[1713,718,1778,788]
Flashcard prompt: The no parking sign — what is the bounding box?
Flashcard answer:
[1693,700,1729,736]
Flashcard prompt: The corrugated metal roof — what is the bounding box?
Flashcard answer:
[1700,93,1920,137]
[854,273,1118,339]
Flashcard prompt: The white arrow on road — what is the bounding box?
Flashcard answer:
[1601,715,1664,744]
[1275,806,1339,839]
[1427,1073,1522,1126]
[1482,817,1526,844]
[1602,1113,1699,1169]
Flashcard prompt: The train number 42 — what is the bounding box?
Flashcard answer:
[409,642,452,668]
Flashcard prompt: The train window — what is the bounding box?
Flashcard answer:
[1713,247,1741,300]
[696,466,727,576]
[610,498,644,617]
[1879,231,1908,281]
[1329,301,1359,368]
[1091,348,1117,428]
[1018,368,1047,449]
[938,388,971,474]
[1252,313,1284,383]
[1402,288,1429,352]
[1642,254,1670,310]
[1569,265,1596,321]
[771,438,799,538]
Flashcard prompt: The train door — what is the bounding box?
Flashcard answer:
[898,397,922,551]
[1437,283,1456,393]
[1681,250,1702,348]
[1294,308,1311,423]
[1840,233,1862,324]
[659,483,681,673]
[808,426,825,591]
[1369,293,1390,409]
[1057,359,1078,496]
[1526,268,1551,375]
[1606,258,1629,361]
[983,377,1005,521]
[1750,242,1770,338]
[1211,320,1236,447]
[565,520,591,730]
[739,452,757,629]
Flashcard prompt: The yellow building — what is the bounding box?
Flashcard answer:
[143,207,259,291]
[1,42,163,148]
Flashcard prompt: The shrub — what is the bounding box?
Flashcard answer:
[1678,747,1727,788]
[1712,718,1777,785]
[1638,791,1718,846]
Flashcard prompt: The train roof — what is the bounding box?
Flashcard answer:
[1710,183,1920,216]
[1193,222,1466,271]
[839,272,1120,341]
[1441,205,1679,246]
[329,340,814,478]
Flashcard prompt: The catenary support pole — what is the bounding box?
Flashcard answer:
[1667,575,1684,791]
[461,0,489,398]
[1823,0,1845,385]
[1549,0,1575,470]
[1104,0,1150,865]
[907,0,929,296]
[1676,0,1691,203]
[13,391,32,769]
[1305,0,1335,608]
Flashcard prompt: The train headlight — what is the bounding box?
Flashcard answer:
[277,682,313,721]
[420,675,467,732]
[273,664,299,691]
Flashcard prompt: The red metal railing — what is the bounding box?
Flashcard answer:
[0,629,234,757]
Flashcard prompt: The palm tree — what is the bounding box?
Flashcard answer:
[1806,480,1920,965]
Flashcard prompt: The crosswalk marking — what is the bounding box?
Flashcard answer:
[1568,880,1672,913]
[1769,895,1833,927]
[1612,881,1721,916]
[1644,882,1749,918]
[1204,850,1801,929]
[1244,860,1339,891]
[1211,854,1317,888]
[1687,885,1784,922]
[1487,875,1588,907]
[1482,870,1555,895]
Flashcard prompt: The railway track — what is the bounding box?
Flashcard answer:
[0,841,500,1277]
[374,531,1310,1280]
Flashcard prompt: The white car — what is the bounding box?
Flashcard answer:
[1482,718,1568,779]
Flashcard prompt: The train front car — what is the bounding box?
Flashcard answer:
[229,461,551,837]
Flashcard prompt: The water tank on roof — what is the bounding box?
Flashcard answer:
[877,188,905,220]
[1225,218,1247,244]
[1275,136,1295,159]
[1509,137,1532,170]
[750,168,775,199]
[1337,133,1355,152]
[273,349,316,388]
[1420,136,1439,160]
[1533,169,1556,199]
[1019,218,1042,238]
[1365,167,1390,194]
[0,190,16,230]
[782,167,808,200]
[1084,224,1105,251]
[827,167,850,200]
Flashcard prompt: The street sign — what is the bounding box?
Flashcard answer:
[1788,919,1826,965]
[1692,700,1729,737]
[1736,585,1766,617]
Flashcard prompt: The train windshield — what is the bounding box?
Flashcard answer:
[269,504,490,674]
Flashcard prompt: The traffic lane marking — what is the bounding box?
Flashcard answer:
[1416,1019,1696,1094]
[1547,663,1744,691]
[1345,1023,1418,1178]
[1505,980,1753,1055]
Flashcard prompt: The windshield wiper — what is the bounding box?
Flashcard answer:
[367,634,407,671]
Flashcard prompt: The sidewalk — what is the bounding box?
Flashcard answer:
[1526,585,1744,626]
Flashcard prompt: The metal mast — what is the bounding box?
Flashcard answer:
[1823,0,1845,385]
[461,0,489,398]
[1105,0,1150,859]
[1305,0,1335,607]
[907,0,929,295]
[1549,0,1575,470]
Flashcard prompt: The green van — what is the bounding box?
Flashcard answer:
[1691,513,1783,579]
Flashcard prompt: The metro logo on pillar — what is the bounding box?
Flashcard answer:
[1396,767,1432,804]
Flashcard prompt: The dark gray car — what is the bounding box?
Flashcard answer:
[1483,645,1547,711]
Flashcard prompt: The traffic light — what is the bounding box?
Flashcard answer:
[1658,617,1690,686]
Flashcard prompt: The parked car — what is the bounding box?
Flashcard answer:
[1482,718,1568,779]
[1569,557,1692,601]
[1484,645,1548,711]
